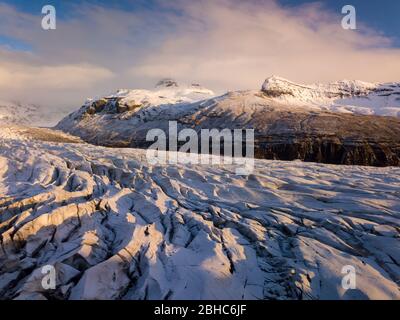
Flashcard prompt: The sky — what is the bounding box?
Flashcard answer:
[0,0,399,110]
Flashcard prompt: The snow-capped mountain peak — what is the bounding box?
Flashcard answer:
[262,76,377,97]
[261,76,400,117]
[84,80,215,111]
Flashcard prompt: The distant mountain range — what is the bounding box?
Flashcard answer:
[56,77,400,166]
[0,101,67,127]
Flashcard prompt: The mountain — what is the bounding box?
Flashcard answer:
[0,101,68,127]
[82,78,214,114]
[56,77,400,166]
[0,126,399,300]
[261,76,400,117]
[0,101,41,126]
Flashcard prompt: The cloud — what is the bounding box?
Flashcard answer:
[0,48,114,108]
[131,0,400,91]
[0,60,114,90]
[0,0,400,110]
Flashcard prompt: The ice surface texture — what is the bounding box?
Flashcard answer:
[0,127,398,300]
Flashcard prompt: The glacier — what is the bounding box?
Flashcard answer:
[0,126,398,300]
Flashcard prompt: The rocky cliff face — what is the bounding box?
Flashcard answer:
[56,78,400,167]
[254,135,400,167]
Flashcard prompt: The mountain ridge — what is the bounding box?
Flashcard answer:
[261,76,400,117]
[55,77,400,166]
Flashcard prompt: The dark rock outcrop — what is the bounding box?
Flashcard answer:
[254,135,400,167]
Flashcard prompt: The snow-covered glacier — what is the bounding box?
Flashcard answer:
[0,127,399,300]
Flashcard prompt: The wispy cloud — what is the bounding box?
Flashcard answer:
[0,0,399,109]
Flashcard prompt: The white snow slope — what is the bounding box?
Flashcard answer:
[0,101,67,127]
[262,76,400,117]
[85,79,215,109]
[0,127,399,300]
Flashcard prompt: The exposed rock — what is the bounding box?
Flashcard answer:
[86,99,108,115]
[116,100,142,114]
[156,78,179,88]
